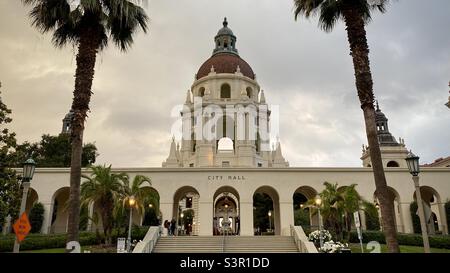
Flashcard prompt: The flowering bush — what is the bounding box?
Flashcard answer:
[308,230,332,246]
[319,240,349,253]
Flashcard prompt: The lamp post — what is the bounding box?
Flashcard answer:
[315,195,323,249]
[13,158,36,253]
[127,195,136,253]
[268,211,272,233]
[406,151,430,253]
[180,212,184,235]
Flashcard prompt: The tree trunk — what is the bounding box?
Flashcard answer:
[66,27,99,250]
[342,8,400,252]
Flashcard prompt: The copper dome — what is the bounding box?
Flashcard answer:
[196,53,255,80]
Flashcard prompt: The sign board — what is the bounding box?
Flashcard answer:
[353,211,361,228]
[117,237,126,253]
[13,212,31,243]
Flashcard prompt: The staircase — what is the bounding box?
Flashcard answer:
[152,236,299,253]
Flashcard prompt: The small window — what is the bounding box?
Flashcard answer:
[221,83,231,99]
[222,161,230,167]
[246,87,253,98]
[387,161,400,167]
[186,197,193,208]
[189,163,194,167]
[199,87,205,97]
[257,163,263,167]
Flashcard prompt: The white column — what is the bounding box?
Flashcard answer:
[40,202,53,234]
[438,202,448,235]
[400,202,413,234]
[359,209,367,231]
[198,200,213,236]
[279,201,294,236]
[159,201,174,224]
[240,199,254,236]
[87,201,94,232]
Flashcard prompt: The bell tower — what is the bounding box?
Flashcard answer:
[361,101,409,168]
[163,19,288,168]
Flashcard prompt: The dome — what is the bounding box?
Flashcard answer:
[196,53,255,80]
[216,17,235,37]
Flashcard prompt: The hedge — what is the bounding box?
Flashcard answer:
[349,230,450,249]
[0,226,150,252]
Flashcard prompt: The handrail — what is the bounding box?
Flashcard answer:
[290,225,318,253]
[133,226,161,253]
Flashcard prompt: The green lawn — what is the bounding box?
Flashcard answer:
[349,243,450,253]
[21,245,116,253]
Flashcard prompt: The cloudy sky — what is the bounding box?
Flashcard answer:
[1,0,449,167]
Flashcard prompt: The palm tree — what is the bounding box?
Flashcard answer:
[118,174,159,227]
[293,0,399,252]
[81,165,127,244]
[22,0,149,246]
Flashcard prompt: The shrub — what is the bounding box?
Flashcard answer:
[349,231,450,249]
[29,203,45,233]
[0,232,99,252]
[410,202,421,234]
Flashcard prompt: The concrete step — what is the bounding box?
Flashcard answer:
[153,236,300,253]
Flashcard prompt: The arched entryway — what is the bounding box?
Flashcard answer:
[25,188,39,215]
[141,187,161,226]
[374,186,404,233]
[253,186,280,235]
[213,186,240,235]
[292,186,318,230]
[413,186,447,234]
[173,186,200,235]
[50,187,70,233]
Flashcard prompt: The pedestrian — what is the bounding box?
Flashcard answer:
[164,220,170,236]
[170,218,176,236]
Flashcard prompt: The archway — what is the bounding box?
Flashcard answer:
[292,186,318,230]
[213,186,240,235]
[413,186,446,234]
[25,188,39,215]
[50,187,70,233]
[253,186,280,235]
[141,187,161,226]
[374,186,403,232]
[173,186,200,235]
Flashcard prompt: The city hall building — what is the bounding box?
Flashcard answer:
[17,19,450,238]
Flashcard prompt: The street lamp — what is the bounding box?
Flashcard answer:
[406,151,430,253]
[268,211,272,233]
[127,195,136,253]
[13,158,36,253]
[315,195,323,249]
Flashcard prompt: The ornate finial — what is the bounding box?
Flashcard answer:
[210,65,215,72]
[236,65,241,73]
[375,100,380,111]
[223,17,228,27]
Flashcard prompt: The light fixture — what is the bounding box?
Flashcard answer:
[22,158,36,182]
[268,211,272,217]
[129,195,136,207]
[148,203,153,208]
[315,195,322,207]
[406,150,420,176]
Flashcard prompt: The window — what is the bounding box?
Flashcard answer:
[189,163,194,167]
[222,161,230,167]
[387,161,400,167]
[246,87,253,98]
[221,83,231,99]
[257,163,263,167]
[186,197,193,208]
[199,87,205,97]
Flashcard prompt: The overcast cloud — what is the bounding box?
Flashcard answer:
[1,0,449,167]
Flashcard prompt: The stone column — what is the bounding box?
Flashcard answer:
[198,199,213,236]
[240,199,254,236]
[359,209,367,231]
[400,202,413,234]
[438,202,448,235]
[40,202,53,234]
[279,200,294,236]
